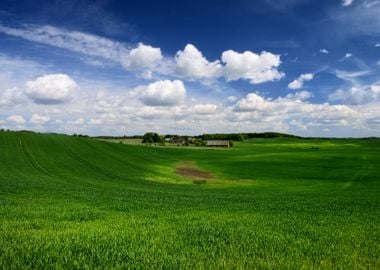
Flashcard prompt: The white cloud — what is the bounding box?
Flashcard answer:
[221,50,284,84]
[139,70,153,80]
[7,115,26,125]
[320,49,329,54]
[334,69,371,82]
[342,0,354,6]
[288,80,302,90]
[92,91,125,113]
[233,93,271,112]
[0,32,379,137]
[175,45,284,84]
[301,74,313,80]
[25,74,78,104]
[2,78,378,137]
[139,80,186,106]
[227,96,238,103]
[192,104,218,115]
[329,84,380,104]
[121,43,163,70]
[0,87,26,108]
[67,118,85,125]
[288,73,314,90]
[345,53,353,58]
[0,24,162,72]
[0,25,286,85]
[30,114,50,124]
[88,119,102,125]
[231,92,363,134]
[0,25,126,62]
[376,43,380,47]
[175,44,222,80]
[285,90,313,101]
[233,92,357,118]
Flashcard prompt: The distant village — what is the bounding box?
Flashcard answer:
[94,132,301,147]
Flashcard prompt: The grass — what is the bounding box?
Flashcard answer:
[97,138,143,145]
[0,131,379,269]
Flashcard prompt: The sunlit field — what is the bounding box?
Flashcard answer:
[0,131,379,268]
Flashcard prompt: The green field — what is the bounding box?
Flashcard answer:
[0,131,379,269]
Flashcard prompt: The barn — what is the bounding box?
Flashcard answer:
[206,140,230,147]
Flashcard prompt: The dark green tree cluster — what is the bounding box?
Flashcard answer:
[200,133,248,141]
[199,132,300,141]
[142,132,163,143]
[95,135,143,140]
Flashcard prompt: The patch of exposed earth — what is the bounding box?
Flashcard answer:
[175,161,214,180]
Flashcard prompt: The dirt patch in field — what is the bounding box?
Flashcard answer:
[175,161,214,180]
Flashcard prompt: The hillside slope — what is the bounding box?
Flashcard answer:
[0,131,379,268]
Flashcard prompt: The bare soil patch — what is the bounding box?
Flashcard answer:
[175,161,214,180]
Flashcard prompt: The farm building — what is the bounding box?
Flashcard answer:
[172,138,186,145]
[206,140,230,147]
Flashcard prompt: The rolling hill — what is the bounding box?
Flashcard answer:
[0,131,379,268]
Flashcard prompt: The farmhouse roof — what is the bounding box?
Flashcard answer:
[206,140,230,147]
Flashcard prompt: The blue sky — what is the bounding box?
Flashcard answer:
[0,0,379,136]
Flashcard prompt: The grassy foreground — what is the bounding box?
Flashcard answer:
[0,131,379,269]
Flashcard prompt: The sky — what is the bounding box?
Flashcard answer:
[0,0,379,137]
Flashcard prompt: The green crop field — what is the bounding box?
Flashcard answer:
[0,130,379,269]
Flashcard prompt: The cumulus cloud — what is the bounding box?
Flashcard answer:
[192,104,218,115]
[175,45,284,84]
[320,49,329,54]
[7,115,26,125]
[233,93,271,112]
[376,43,380,47]
[288,73,314,90]
[232,92,361,130]
[92,91,125,114]
[2,78,378,136]
[175,44,222,79]
[221,50,284,84]
[139,80,186,106]
[30,114,50,124]
[67,118,85,125]
[0,87,26,108]
[25,74,78,104]
[122,43,163,70]
[329,84,380,104]
[285,90,313,101]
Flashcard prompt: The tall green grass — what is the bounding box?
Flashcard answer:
[0,131,379,268]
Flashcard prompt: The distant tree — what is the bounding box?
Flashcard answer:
[236,134,247,141]
[153,133,162,143]
[142,132,162,143]
[142,132,154,143]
